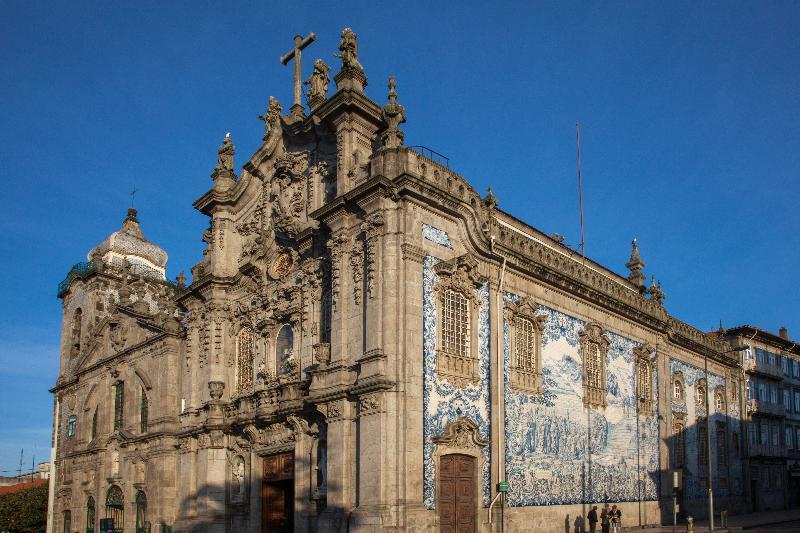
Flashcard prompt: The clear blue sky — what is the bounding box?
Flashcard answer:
[1,1,798,472]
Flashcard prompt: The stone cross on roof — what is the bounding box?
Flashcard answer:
[280,32,317,119]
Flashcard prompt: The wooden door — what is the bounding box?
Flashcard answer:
[439,454,476,533]
[261,452,294,533]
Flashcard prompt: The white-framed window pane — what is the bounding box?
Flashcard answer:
[441,290,469,357]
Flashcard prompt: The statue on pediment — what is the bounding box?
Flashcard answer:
[305,59,330,108]
[336,28,363,72]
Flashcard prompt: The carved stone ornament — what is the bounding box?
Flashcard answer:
[335,27,363,73]
[208,381,225,401]
[214,133,235,174]
[258,96,283,137]
[313,342,331,365]
[432,254,482,305]
[431,417,489,449]
[633,343,656,416]
[326,400,343,420]
[269,252,294,280]
[359,393,382,416]
[108,320,128,353]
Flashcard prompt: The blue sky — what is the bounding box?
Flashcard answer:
[1,1,798,472]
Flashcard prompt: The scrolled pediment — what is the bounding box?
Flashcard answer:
[505,297,547,331]
[431,417,489,449]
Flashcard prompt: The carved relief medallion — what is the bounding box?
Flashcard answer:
[269,252,294,280]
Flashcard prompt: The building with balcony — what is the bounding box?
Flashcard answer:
[721,325,800,512]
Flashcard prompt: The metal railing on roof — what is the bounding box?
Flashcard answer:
[57,260,99,298]
[409,145,450,168]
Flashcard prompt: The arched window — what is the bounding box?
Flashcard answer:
[63,510,71,533]
[135,490,147,533]
[105,485,124,532]
[673,379,684,401]
[67,415,76,437]
[698,422,708,467]
[91,408,98,440]
[715,388,725,412]
[696,382,707,410]
[72,308,83,353]
[139,388,148,433]
[86,496,96,533]
[237,327,254,391]
[276,324,294,372]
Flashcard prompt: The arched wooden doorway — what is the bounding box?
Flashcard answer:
[438,453,476,533]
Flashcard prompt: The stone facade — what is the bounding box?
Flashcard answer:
[50,29,751,532]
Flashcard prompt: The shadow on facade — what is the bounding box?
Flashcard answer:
[653,411,747,526]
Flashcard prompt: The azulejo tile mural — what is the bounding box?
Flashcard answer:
[669,359,743,498]
[422,223,453,249]
[503,292,661,506]
[422,255,491,509]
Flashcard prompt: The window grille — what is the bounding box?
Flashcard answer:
[586,344,601,389]
[514,317,536,373]
[441,290,469,358]
[237,327,254,391]
[699,424,708,466]
[91,409,97,440]
[717,423,727,467]
[140,388,148,433]
[105,485,124,531]
[674,421,685,467]
[113,382,124,431]
[580,324,608,408]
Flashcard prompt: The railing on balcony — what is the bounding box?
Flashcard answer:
[748,442,787,458]
[747,398,786,418]
[746,359,784,379]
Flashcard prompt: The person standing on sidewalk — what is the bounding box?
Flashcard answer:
[587,506,598,533]
[600,505,610,533]
[610,505,622,533]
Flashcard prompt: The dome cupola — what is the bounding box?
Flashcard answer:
[88,208,167,280]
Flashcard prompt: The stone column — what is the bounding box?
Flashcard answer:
[350,392,387,532]
[318,399,356,531]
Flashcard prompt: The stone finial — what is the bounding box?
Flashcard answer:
[483,187,499,209]
[208,381,224,401]
[625,238,646,290]
[176,271,186,289]
[647,275,665,306]
[334,28,367,91]
[304,59,330,109]
[380,76,406,149]
[717,320,726,335]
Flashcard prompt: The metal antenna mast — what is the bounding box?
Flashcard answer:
[576,123,586,261]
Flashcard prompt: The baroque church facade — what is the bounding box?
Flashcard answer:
[50,29,747,532]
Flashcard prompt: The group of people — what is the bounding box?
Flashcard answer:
[586,504,623,533]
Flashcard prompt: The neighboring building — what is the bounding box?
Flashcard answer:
[720,325,800,512]
[49,29,747,533]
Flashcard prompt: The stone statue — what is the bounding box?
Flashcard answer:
[335,28,363,72]
[259,96,283,135]
[381,76,406,148]
[304,59,330,107]
[232,456,245,497]
[215,133,235,173]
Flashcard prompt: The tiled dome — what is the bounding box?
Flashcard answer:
[88,208,167,280]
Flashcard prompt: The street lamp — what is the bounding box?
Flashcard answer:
[706,344,748,531]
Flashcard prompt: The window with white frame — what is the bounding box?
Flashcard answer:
[784,389,792,411]
[768,351,777,366]
[759,383,767,402]
[770,385,778,404]
[772,423,780,446]
[760,421,769,445]
[794,360,799,378]
[783,356,790,375]
[786,426,794,449]
[634,343,656,416]
[673,378,684,401]
[795,391,800,412]
[756,348,765,364]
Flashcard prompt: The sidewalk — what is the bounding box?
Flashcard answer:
[621,507,800,532]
